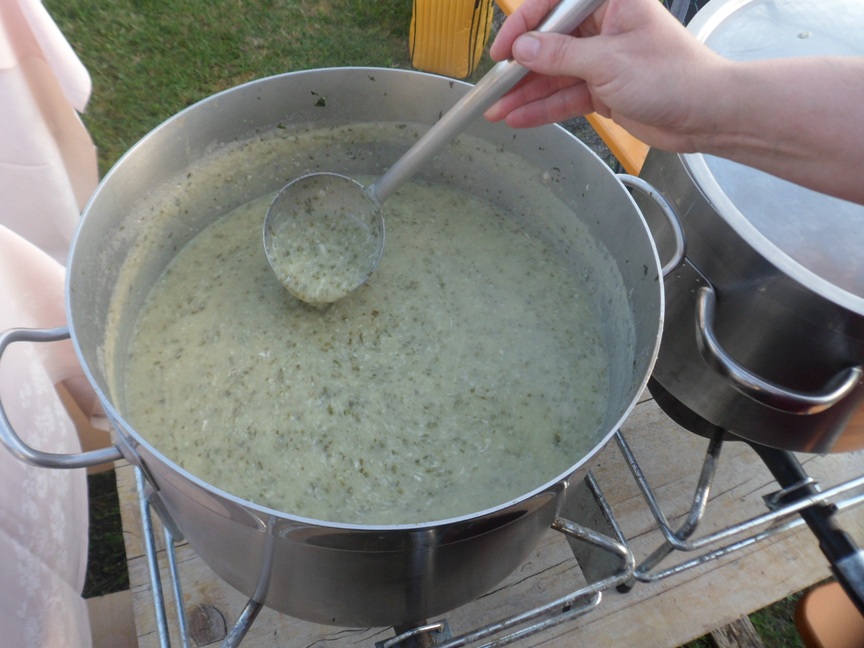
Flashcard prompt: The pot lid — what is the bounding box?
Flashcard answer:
[681,0,864,312]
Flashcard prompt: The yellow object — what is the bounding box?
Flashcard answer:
[410,0,495,79]
[494,0,650,174]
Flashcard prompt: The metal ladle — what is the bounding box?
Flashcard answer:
[264,0,603,305]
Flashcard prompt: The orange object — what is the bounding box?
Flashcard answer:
[493,0,650,174]
[585,113,650,175]
[495,0,525,14]
[795,581,864,648]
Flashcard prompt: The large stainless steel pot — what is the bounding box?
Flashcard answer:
[0,68,677,627]
[641,0,864,453]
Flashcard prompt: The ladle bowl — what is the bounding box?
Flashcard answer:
[263,173,384,305]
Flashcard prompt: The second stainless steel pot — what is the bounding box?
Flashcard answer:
[640,0,864,453]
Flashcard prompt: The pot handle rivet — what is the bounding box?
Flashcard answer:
[0,327,124,469]
[694,285,863,415]
[617,174,686,278]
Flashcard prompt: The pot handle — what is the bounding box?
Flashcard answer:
[0,327,124,469]
[616,174,686,278]
[694,285,864,415]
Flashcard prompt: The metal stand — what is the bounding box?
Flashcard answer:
[134,468,633,648]
[134,428,864,647]
[616,430,864,587]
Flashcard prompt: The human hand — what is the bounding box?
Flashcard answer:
[487,0,864,203]
[484,0,728,153]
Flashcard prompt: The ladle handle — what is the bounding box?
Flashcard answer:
[0,327,124,469]
[368,0,605,206]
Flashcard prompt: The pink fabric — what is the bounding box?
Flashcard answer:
[0,227,92,647]
[0,1,100,646]
[0,0,97,264]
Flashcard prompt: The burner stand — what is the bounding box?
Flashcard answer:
[135,468,634,648]
[129,420,864,647]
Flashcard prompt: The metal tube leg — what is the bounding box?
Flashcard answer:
[136,467,172,648]
[220,599,264,648]
[619,429,724,591]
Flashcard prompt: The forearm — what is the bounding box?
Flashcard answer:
[685,56,864,203]
[486,0,864,204]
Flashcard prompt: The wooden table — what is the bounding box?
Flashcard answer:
[116,394,864,647]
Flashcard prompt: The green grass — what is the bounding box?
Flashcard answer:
[678,593,808,648]
[749,592,808,648]
[678,592,808,648]
[46,0,415,175]
[82,471,129,598]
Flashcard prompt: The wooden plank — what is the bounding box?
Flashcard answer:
[710,617,766,648]
[118,398,864,647]
[86,590,137,648]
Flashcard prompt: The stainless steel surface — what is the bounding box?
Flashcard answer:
[262,0,604,304]
[138,466,634,648]
[0,327,125,468]
[53,68,667,626]
[686,0,864,308]
[263,172,385,304]
[640,0,864,452]
[694,285,863,414]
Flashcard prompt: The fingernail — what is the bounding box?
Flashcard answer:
[513,34,541,62]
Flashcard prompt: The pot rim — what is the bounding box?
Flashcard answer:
[681,152,864,316]
[67,66,663,533]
